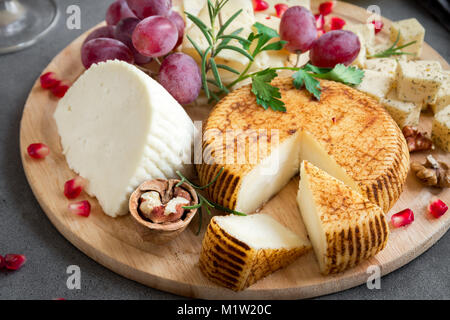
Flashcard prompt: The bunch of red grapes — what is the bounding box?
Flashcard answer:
[81,0,201,104]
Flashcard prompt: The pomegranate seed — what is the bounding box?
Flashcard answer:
[40,72,61,89]
[319,1,335,16]
[64,176,85,199]
[69,200,91,217]
[391,209,415,228]
[0,255,5,269]
[27,143,50,159]
[51,81,70,98]
[330,17,346,30]
[371,20,384,34]
[253,0,269,11]
[428,198,448,218]
[4,254,26,271]
[315,14,325,30]
[274,3,288,17]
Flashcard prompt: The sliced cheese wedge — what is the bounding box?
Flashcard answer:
[297,161,389,275]
[199,214,311,291]
[54,60,195,217]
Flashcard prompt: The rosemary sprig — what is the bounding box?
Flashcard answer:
[187,0,365,112]
[176,167,247,235]
[368,32,417,58]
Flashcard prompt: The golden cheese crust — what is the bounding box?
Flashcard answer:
[199,218,310,291]
[302,161,389,275]
[197,77,410,213]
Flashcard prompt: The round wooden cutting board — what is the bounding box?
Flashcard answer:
[20,1,450,299]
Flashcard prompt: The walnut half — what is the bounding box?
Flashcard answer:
[411,155,450,188]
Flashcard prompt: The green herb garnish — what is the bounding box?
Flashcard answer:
[187,0,365,111]
[176,167,247,235]
[368,32,417,58]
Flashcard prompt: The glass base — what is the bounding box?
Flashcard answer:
[0,0,58,54]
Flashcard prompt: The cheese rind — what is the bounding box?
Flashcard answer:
[54,61,194,217]
[297,161,389,275]
[396,60,442,105]
[432,106,450,152]
[199,214,311,291]
[390,18,425,59]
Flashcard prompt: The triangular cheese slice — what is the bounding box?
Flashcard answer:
[297,161,389,275]
[199,214,311,291]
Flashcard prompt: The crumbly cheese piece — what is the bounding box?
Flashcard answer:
[430,71,450,114]
[262,0,311,15]
[380,89,421,128]
[390,18,425,59]
[396,60,443,105]
[343,23,375,50]
[182,0,255,84]
[199,214,311,291]
[355,69,393,100]
[54,61,195,217]
[432,105,450,152]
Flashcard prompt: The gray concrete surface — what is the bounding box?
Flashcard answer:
[0,0,448,300]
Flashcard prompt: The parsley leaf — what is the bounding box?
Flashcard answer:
[251,69,286,112]
[306,63,365,85]
[292,69,322,100]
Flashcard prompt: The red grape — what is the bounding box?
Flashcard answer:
[310,30,360,68]
[106,0,136,26]
[81,38,134,69]
[132,16,178,57]
[126,0,172,19]
[159,53,202,105]
[280,6,317,53]
[83,26,116,45]
[167,10,185,49]
[114,17,152,64]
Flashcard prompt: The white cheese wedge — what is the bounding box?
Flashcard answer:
[297,161,389,275]
[54,61,195,218]
[199,214,311,291]
[355,69,393,100]
[396,60,443,105]
[431,71,450,114]
[432,105,450,152]
[380,89,421,129]
[390,18,425,59]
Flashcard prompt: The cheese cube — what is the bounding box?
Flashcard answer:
[355,69,394,100]
[367,40,392,57]
[380,90,421,128]
[365,58,398,75]
[430,71,450,114]
[396,60,443,105]
[432,105,450,152]
[344,23,375,49]
[182,0,206,29]
[390,18,425,59]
